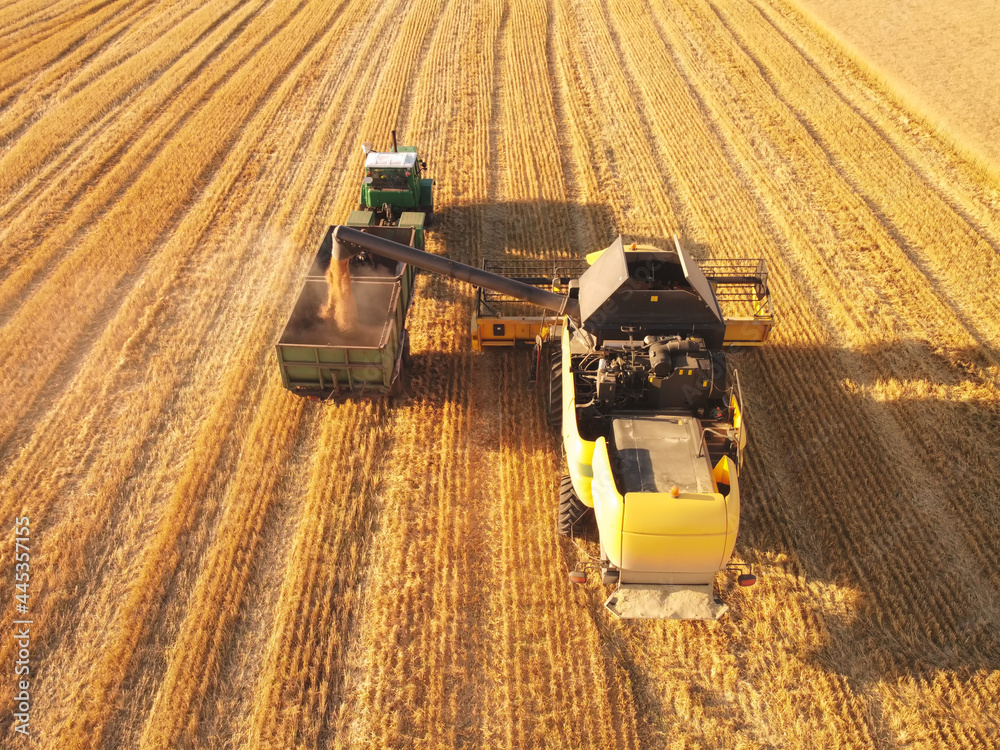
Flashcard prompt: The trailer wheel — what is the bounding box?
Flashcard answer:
[558,474,590,536]
[390,366,405,397]
[401,330,413,368]
[547,349,562,430]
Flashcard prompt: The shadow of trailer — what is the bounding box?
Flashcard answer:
[274,224,422,398]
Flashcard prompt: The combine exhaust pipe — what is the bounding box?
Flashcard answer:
[332,225,581,320]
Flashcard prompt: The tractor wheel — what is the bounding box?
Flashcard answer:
[558,474,590,536]
[547,348,562,430]
[423,208,434,228]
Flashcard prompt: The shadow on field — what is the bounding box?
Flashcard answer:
[429,199,685,267]
[724,340,1000,684]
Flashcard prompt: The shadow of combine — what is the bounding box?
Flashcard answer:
[428,200,679,270]
[718,341,1000,683]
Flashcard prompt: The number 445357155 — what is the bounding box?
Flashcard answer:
[14,516,29,609]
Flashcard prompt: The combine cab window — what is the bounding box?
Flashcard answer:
[369,169,410,190]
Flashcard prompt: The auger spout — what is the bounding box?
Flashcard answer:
[332,225,581,321]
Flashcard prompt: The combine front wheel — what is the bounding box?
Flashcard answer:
[558,474,590,536]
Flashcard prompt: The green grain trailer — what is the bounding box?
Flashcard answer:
[275,223,424,398]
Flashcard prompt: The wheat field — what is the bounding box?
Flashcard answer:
[1,0,999,748]
[793,0,1000,166]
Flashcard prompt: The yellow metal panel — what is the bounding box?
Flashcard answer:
[712,456,732,487]
[562,325,596,507]
[622,492,727,536]
[591,437,623,567]
[732,399,747,451]
[473,316,546,346]
[716,456,740,566]
[618,489,733,574]
[470,311,481,351]
[723,318,773,346]
[621,530,728,573]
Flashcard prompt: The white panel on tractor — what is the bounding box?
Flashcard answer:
[365,151,417,169]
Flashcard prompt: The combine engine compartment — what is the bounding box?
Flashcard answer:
[571,335,728,437]
[564,331,745,619]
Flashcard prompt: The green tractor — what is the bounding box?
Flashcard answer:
[360,131,434,226]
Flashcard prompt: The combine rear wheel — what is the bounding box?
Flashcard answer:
[558,474,590,536]
[547,349,562,430]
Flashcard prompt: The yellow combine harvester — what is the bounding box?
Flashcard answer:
[328,227,774,620]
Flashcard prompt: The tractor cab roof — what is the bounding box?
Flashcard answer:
[365,151,417,169]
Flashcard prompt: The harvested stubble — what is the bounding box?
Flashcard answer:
[1,0,998,748]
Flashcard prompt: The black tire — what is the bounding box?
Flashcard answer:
[547,348,562,429]
[401,330,413,368]
[558,474,590,536]
[389,367,405,397]
[422,208,434,228]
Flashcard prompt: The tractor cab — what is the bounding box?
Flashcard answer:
[360,146,434,222]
